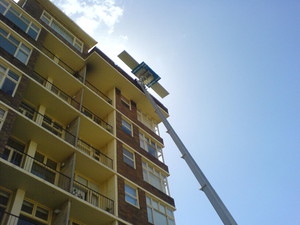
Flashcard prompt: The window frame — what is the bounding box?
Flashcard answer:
[0,62,21,96]
[31,151,58,184]
[3,137,26,167]
[139,132,164,162]
[0,187,11,213]
[121,118,133,136]
[19,101,36,119]
[70,219,86,225]
[122,146,135,168]
[137,110,159,135]
[0,0,41,40]
[41,114,64,138]
[121,95,131,109]
[124,183,139,207]
[142,161,170,195]
[40,10,83,52]
[73,174,101,207]
[0,105,7,130]
[146,196,175,225]
[0,26,32,64]
[20,198,52,224]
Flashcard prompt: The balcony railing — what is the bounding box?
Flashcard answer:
[85,80,112,104]
[0,149,114,214]
[80,106,113,133]
[26,71,113,133]
[18,104,113,169]
[18,106,77,145]
[41,46,78,77]
[27,71,80,110]
[40,46,112,105]
[73,180,114,213]
[77,139,113,169]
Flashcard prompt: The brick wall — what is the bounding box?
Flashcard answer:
[0,110,18,154]
[118,177,152,225]
[115,88,169,172]
[115,88,163,144]
[117,140,175,206]
[0,5,39,161]
[115,87,175,224]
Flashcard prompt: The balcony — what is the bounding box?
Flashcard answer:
[39,46,112,105]
[77,139,113,169]
[72,181,114,213]
[0,149,114,214]
[24,71,113,134]
[18,104,113,169]
[18,104,76,145]
[80,107,112,133]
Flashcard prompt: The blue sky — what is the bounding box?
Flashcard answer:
[51,0,300,224]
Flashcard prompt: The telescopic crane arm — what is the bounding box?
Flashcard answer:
[138,82,237,225]
[118,50,237,225]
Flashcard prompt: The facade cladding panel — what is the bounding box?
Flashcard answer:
[0,0,175,225]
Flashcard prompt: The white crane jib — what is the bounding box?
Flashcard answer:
[118,50,237,225]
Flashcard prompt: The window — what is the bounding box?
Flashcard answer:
[124,183,139,207]
[40,11,83,52]
[0,188,11,222]
[0,0,41,39]
[73,175,100,207]
[143,161,169,195]
[20,199,51,224]
[0,27,31,64]
[50,85,70,102]
[123,147,135,167]
[121,95,131,109]
[77,139,102,162]
[70,219,86,225]
[31,152,57,184]
[139,132,164,162]
[137,110,159,135]
[121,118,132,135]
[42,115,64,137]
[19,101,35,119]
[0,63,21,96]
[0,106,7,130]
[2,137,25,167]
[146,196,175,225]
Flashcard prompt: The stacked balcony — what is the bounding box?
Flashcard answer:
[0,146,114,214]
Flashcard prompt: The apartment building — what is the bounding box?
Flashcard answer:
[0,0,176,224]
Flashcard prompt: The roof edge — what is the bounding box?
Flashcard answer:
[88,47,169,114]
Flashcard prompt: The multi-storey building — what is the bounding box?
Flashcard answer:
[0,0,176,224]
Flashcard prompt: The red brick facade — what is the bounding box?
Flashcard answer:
[116,88,175,224]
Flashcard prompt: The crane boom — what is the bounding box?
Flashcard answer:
[118,50,237,224]
[137,81,238,225]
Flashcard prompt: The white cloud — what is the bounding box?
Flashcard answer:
[120,35,128,41]
[50,0,123,36]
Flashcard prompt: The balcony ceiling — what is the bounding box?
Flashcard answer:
[36,0,97,49]
[86,52,169,122]
[42,33,85,72]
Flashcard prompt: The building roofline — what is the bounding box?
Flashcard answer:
[88,47,169,114]
[34,0,97,49]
